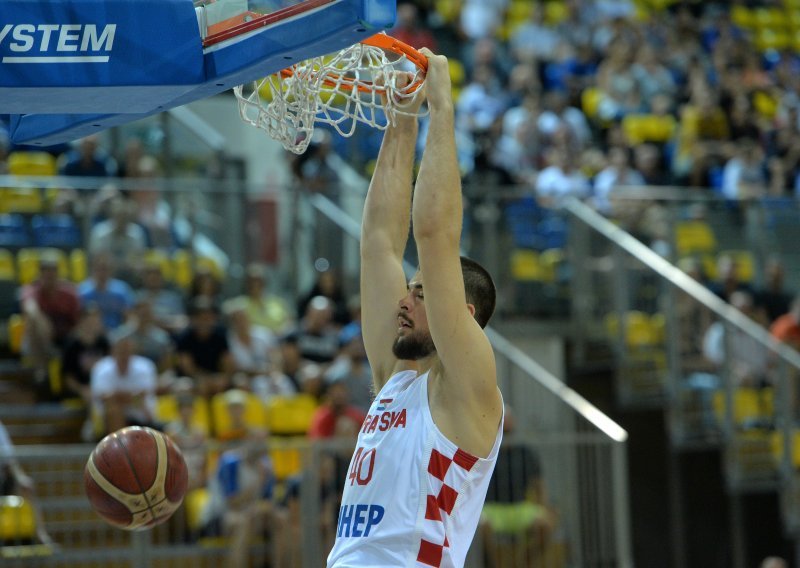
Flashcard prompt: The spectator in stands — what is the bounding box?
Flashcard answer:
[117,138,145,179]
[324,325,373,413]
[673,86,730,187]
[59,134,117,177]
[293,296,341,365]
[593,146,645,216]
[88,196,147,272]
[275,333,305,393]
[90,328,158,436]
[537,90,592,152]
[215,388,266,444]
[136,262,188,333]
[308,379,366,439]
[0,419,55,546]
[509,3,560,63]
[755,258,794,325]
[289,129,340,194]
[119,297,173,373]
[703,291,771,389]
[20,254,80,381]
[234,263,293,334]
[391,2,437,51]
[634,143,671,186]
[79,252,135,330]
[61,304,109,404]
[721,138,768,201]
[708,255,754,304]
[188,265,223,308]
[456,64,510,137]
[130,155,174,249]
[201,434,287,568]
[223,297,278,382]
[459,0,508,41]
[631,44,677,107]
[770,295,800,352]
[175,297,233,397]
[297,269,350,325]
[164,381,208,491]
[535,146,591,208]
[481,406,555,567]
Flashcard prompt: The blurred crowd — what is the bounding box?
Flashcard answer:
[386,0,800,212]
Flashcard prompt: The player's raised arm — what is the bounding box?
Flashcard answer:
[412,50,501,407]
[360,74,424,390]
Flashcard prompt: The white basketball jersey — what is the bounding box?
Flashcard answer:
[327,370,503,568]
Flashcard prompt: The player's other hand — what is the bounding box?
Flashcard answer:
[418,48,452,112]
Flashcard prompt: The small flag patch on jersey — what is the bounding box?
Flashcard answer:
[376,398,393,411]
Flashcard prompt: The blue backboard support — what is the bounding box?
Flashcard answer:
[3,0,396,145]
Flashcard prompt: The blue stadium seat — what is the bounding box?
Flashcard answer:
[537,216,568,250]
[504,197,545,249]
[31,215,82,249]
[0,214,31,248]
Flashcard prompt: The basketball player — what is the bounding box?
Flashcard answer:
[326,48,504,567]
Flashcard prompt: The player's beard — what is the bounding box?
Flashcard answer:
[392,329,436,360]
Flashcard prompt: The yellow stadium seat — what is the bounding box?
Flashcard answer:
[605,311,663,348]
[211,391,268,439]
[48,358,62,397]
[267,394,319,436]
[755,28,790,51]
[539,248,564,283]
[712,387,774,426]
[448,59,465,90]
[171,250,193,290]
[434,0,461,24]
[510,249,547,282]
[622,114,677,144]
[543,1,568,25]
[7,152,57,177]
[17,248,68,285]
[143,249,172,281]
[731,6,756,28]
[581,87,603,120]
[770,429,800,468]
[674,221,717,255]
[753,90,779,119]
[270,445,304,481]
[69,249,87,283]
[155,395,212,436]
[754,8,787,29]
[184,488,210,532]
[0,249,15,280]
[2,188,43,214]
[8,315,24,354]
[0,495,37,541]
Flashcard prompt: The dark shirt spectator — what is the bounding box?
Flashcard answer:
[175,297,232,396]
[756,259,794,325]
[294,296,341,364]
[61,306,109,403]
[60,135,117,177]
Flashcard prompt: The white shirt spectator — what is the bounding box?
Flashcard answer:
[702,322,769,386]
[593,166,645,215]
[90,355,157,422]
[721,154,767,200]
[538,107,592,149]
[460,0,509,40]
[456,74,509,133]
[536,166,591,207]
[228,327,276,374]
[510,21,561,62]
[0,420,12,468]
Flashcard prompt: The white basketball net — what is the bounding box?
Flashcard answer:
[234,37,426,154]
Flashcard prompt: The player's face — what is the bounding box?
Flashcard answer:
[392,272,435,360]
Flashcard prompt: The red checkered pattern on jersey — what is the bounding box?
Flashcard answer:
[416,447,478,567]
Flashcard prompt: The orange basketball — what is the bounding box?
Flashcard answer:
[84,426,189,530]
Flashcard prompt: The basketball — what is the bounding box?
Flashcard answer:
[84,426,189,531]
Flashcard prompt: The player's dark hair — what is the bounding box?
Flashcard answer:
[461,256,495,328]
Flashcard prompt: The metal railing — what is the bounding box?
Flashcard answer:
[565,197,800,565]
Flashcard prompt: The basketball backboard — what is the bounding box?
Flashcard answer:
[1,0,396,145]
